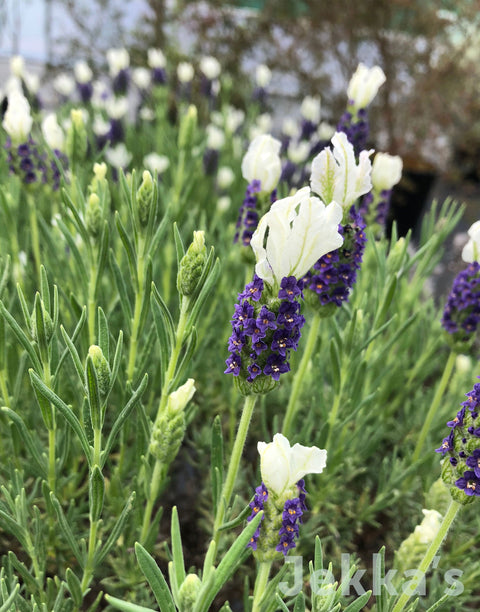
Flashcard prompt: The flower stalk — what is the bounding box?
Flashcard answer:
[391,499,461,612]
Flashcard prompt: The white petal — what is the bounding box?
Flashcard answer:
[289,443,327,487]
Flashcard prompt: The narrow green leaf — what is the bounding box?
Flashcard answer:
[86,356,102,431]
[195,512,262,612]
[39,266,50,312]
[146,207,170,260]
[94,221,110,298]
[97,308,110,362]
[33,293,49,363]
[343,590,373,612]
[1,408,46,477]
[102,374,148,467]
[61,187,90,246]
[16,283,34,332]
[138,256,153,336]
[49,494,83,566]
[329,339,341,394]
[29,370,92,466]
[115,212,138,288]
[104,595,156,612]
[0,300,42,373]
[89,465,105,522]
[293,591,305,612]
[173,222,185,265]
[7,552,38,593]
[134,543,176,612]
[170,327,197,391]
[211,416,224,514]
[60,325,84,384]
[0,583,19,612]
[374,275,397,329]
[274,594,290,612]
[109,251,133,331]
[65,569,83,608]
[171,506,186,593]
[217,504,251,532]
[424,593,452,612]
[95,492,136,566]
[185,256,221,335]
[107,330,123,398]
[55,217,89,288]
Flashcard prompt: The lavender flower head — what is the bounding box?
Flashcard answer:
[442,222,480,351]
[337,63,386,155]
[227,187,343,393]
[235,135,282,245]
[438,378,480,505]
[305,132,373,314]
[247,434,326,559]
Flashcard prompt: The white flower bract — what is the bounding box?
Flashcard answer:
[371,152,403,191]
[42,113,65,152]
[310,131,373,210]
[241,133,281,193]
[3,90,33,143]
[257,433,327,498]
[347,63,386,110]
[462,220,480,263]
[250,186,343,287]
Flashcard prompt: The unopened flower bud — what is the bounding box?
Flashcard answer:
[30,298,53,345]
[88,345,111,398]
[137,170,154,226]
[177,574,201,612]
[66,108,87,167]
[177,231,206,296]
[178,105,197,151]
[86,193,103,238]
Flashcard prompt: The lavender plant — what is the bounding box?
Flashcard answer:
[0,47,476,612]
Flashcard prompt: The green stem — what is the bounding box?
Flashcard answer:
[252,561,272,612]
[139,460,164,545]
[325,362,347,451]
[27,194,41,286]
[127,236,146,382]
[213,394,258,534]
[282,313,321,438]
[0,369,10,408]
[43,361,56,494]
[140,299,190,543]
[412,350,456,464]
[81,519,99,593]
[391,499,461,612]
[93,428,101,467]
[88,261,98,346]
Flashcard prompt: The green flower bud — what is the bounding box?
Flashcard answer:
[30,296,53,346]
[178,105,197,151]
[177,231,207,296]
[148,380,195,464]
[177,574,201,612]
[394,509,443,575]
[88,345,111,398]
[86,193,102,238]
[66,108,87,167]
[137,170,154,226]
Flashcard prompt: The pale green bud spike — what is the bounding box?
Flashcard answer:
[66,108,87,167]
[88,345,111,398]
[136,170,154,226]
[177,574,202,612]
[177,231,207,296]
[148,410,186,465]
[178,104,198,151]
[86,193,102,238]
